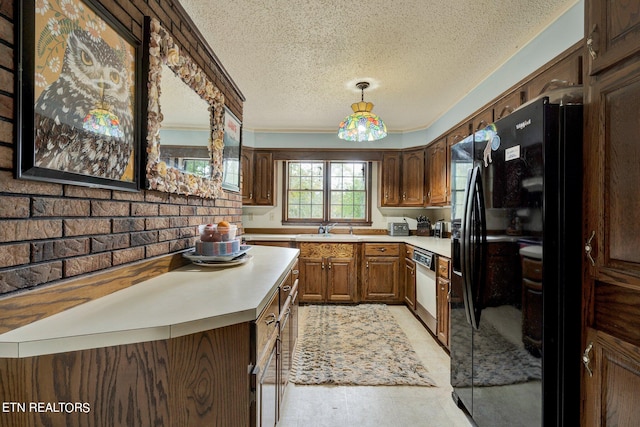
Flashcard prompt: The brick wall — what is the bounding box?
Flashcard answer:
[0,1,244,295]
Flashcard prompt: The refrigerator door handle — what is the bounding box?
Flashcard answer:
[461,166,487,330]
[469,166,487,329]
[461,167,476,327]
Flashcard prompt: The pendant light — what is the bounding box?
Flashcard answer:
[338,81,387,142]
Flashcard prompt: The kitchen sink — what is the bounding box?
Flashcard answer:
[295,233,358,241]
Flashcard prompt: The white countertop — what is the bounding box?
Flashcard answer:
[243,233,452,258]
[0,246,299,358]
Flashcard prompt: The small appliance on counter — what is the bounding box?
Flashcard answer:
[387,222,409,236]
[434,219,447,238]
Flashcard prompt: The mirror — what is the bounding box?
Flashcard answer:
[159,64,212,179]
[145,17,225,198]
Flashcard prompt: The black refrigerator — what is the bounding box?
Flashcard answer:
[449,97,582,426]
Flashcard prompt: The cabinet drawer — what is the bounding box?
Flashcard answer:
[437,256,450,279]
[404,244,415,259]
[364,243,400,256]
[522,257,543,281]
[256,290,279,355]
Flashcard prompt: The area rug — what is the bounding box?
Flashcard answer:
[290,304,435,386]
[450,309,542,387]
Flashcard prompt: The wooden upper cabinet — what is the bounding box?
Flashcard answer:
[379,149,425,207]
[244,151,275,206]
[426,138,447,206]
[527,48,583,100]
[472,108,494,133]
[493,90,526,121]
[447,122,471,149]
[380,152,401,206]
[401,148,425,206]
[586,0,640,76]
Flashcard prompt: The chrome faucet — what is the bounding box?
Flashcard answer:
[324,223,338,234]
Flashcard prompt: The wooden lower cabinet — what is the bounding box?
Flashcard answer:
[362,243,402,302]
[404,245,416,310]
[0,323,252,427]
[298,243,356,303]
[582,328,640,426]
[436,256,451,348]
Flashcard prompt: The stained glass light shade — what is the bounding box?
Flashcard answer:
[338,100,387,142]
[83,108,123,138]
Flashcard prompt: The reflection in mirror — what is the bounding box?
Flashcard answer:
[145,17,225,198]
[222,107,241,191]
[159,64,211,179]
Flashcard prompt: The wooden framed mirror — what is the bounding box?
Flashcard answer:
[144,17,225,198]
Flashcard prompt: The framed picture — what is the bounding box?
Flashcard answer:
[16,0,142,191]
[222,106,242,192]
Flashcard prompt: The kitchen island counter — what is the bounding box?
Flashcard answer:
[0,245,299,358]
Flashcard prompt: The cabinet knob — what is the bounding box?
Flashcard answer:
[378,247,386,252]
[292,269,299,275]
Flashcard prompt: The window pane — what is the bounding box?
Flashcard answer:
[312,204,323,218]
[289,176,301,189]
[312,176,323,189]
[288,205,299,218]
[301,176,311,189]
[331,191,342,204]
[300,205,311,218]
[289,191,300,204]
[289,162,300,177]
[312,191,323,204]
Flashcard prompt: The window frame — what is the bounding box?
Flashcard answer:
[282,160,372,226]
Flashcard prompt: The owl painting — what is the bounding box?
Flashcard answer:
[34,29,134,181]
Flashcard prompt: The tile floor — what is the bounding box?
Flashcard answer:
[277,305,474,427]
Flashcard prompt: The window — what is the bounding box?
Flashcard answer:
[284,160,371,224]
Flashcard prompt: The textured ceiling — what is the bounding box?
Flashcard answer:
[175,0,578,134]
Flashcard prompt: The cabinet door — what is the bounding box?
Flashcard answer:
[327,256,356,302]
[436,277,450,348]
[426,139,447,205]
[582,56,640,426]
[493,90,526,121]
[363,256,400,301]
[586,0,640,75]
[241,147,255,204]
[254,151,274,205]
[401,148,425,206]
[472,108,494,133]
[527,47,583,99]
[404,258,416,310]
[298,257,324,303]
[380,152,401,206]
[582,328,640,426]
